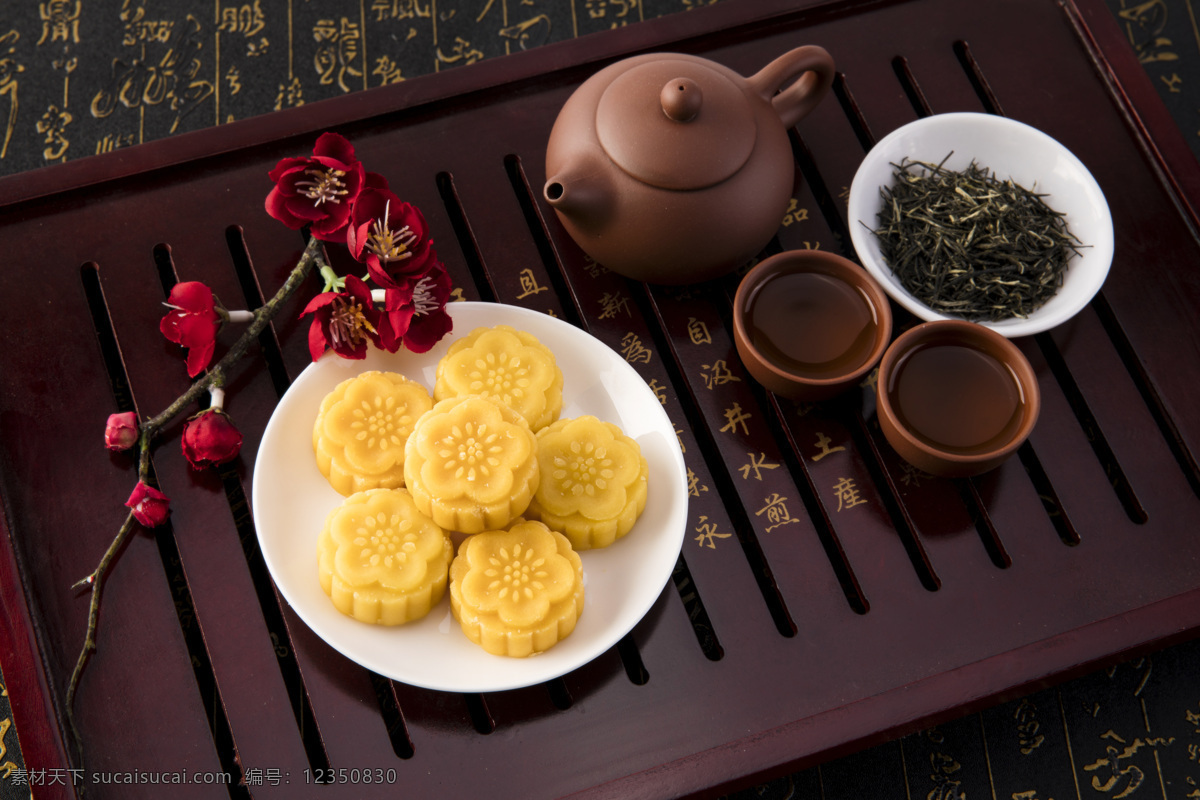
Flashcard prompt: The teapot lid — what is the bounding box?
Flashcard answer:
[595,58,757,191]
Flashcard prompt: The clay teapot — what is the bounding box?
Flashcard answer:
[543,45,835,285]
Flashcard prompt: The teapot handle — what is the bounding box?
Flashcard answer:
[747,45,835,129]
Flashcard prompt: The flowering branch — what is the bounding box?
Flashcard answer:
[65,234,325,756]
[68,132,454,765]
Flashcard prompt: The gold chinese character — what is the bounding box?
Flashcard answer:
[811,431,845,462]
[719,402,751,436]
[1014,699,1044,755]
[274,75,304,110]
[38,0,81,45]
[755,492,798,532]
[94,132,135,155]
[225,66,242,95]
[0,30,23,159]
[687,317,712,345]
[120,6,174,45]
[246,37,269,57]
[693,515,731,549]
[314,18,364,92]
[859,366,879,392]
[37,104,72,161]
[1,717,16,778]
[372,55,405,85]
[1186,704,1200,734]
[791,401,816,417]
[91,14,213,133]
[515,268,547,299]
[739,452,779,481]
[1119,1,1179,64]
[499,15,552,51]
[832,477,866,511]
[780,198,809,226]
[52,55,77,75]
[898,461,928,488]
[647,379,667,405]
[581,254,607,278]
[686,467,708,497]
[371,0,431,21]
[437,37,485,68]
[1083,730,1175,797]
[700,359,740,390]
[218,2,266,37]
[926,751,963,800]
[598,291,630,319]
[621,332,652,364]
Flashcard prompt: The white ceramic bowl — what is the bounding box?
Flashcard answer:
[847,112,1114,338]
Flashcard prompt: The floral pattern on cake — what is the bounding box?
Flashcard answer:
[404,395,539,533]
[314,371,433,496]
[526,416,648,550]
[434,325,563,431]
[449,519,585,657]
[318,488,452,625]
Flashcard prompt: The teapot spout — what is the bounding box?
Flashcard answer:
[543,160,613,232]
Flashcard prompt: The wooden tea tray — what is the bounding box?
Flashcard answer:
[2,0,1198,797]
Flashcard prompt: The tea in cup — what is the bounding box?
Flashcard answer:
[875,320,1040,477]
[733,251,892,400]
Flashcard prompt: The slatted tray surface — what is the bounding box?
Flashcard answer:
[2,0,1200,797]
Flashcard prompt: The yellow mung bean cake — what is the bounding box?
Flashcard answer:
[314,370,433,496]
[317,488,453,626]
[434,324,564,431]
[449,519,585,657]
[403,395,540,533]
[527,415,649,550]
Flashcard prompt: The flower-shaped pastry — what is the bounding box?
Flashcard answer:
[317,489,452,625]
[404,395,539,533]
[526,416,649,550]
[449,520,584,657]
[434,325,563,431]
[314,371,433,496]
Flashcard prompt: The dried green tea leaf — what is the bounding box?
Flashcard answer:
[870,155,1083,322]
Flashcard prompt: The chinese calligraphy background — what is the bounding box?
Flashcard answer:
[1,1,1198,799]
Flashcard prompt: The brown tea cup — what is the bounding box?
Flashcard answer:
[875,320,1041,478]
[732,250,892,400]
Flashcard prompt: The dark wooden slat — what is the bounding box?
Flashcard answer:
[2,1,1200,798]
[0,201,229,797]
[962,3,1200,473]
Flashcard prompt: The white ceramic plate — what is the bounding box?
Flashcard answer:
[847,112,1114,337]
[251,302,687,693]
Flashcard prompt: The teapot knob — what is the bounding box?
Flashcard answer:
[660,77,703,122]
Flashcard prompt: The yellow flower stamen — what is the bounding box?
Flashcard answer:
[328,297,377,348]
[366,200,418,262]
[296,167,349,205]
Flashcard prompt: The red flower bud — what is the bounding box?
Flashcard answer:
[104,411,139,451]
[126,482,170,527]
[181,408,244,469]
